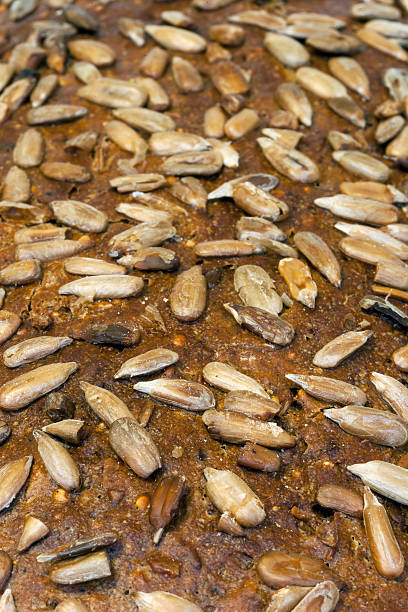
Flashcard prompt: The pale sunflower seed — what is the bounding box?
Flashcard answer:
[113,107,175,133]
[149,132,210,157]
[207,138,239,168]
[236,216,285,243]
[339,236,404,266]
[296,67,348,99]
[118,17,145,47]
[160,149,223,176]
[0,311,20,345]
[315,195,398,224]
[341,182,407,204]
[105,120,147,157]
[328,56,370,99]
[38,533,116,564]
[170,176,207,210]
[18,515,49,553]
[204,104,226,139]
[194,239,264,258]
[203,362,269,398]
[383,223,408,241]
[232,181,288,220]
[110,173,166,193]
[393,344,408,371]
[27,104,87,125]
[171,56,203,93]
[0,259,41,285]
[115,348,179,379]
[210,60,250,96]
[327,96,366,128]
[134,378,215,412]
[34,429,80,491]
[135,76,169,111]
[286,373,367,405]
[16,236,93,262]
[224,108,259,140]
[50,550,111,585]
[0,455,32,512]
[0,588,16,612]
[257,138,320,183]
[65,131,99,153]
[357,27,408,61]
[13,128,44,168]
[383,67,408,103]
[224,390,280,420]
[2,166,30,202]
[68,39,115,66]
[316,484,363,517]
[275,82,312,127]
[370,371,408,422]
[50,200,107,233]
[134,591,202,612]
[234,264,282,315]
[108,221,175,257]
[64,257,125,277]
[3,335,72,368]
[140,46,169,79]
[72,61,101,84]
[30,74,57,107]
[348,461,408,505]
[59,275,143,300]
[55,599,89,612]
[42,419,85,445]
[109,417,161,478]
[267,587,313,612]
[375,261,408,289]
[313,330,372,368]
[366,18,408,39]
[208,173,279,200]
[307,31,362,54]
[264,33,309,68]
[145,24,206,53]
[385,125,408,161]
[77,78,147,109]
[228,10,285,31]
[292,581,339,612]
[375,115,405,144]
[294,231,341,287]
[325,405,408,446]
[118,247,179,271]
[80,381,133,425]
[352,2,401,20]
[335,221,408,259]
[170,265,206,321]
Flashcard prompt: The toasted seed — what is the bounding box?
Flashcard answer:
[294,231,341,287]
[2,166,30,203]
[317,484,363,517]
[360,294,408,327]
[13,128,44,168]
[3,336,72,368]
[194,239,264,258]
[110,174,166,193]
[42,419,85,445]
[287,12,345,28]
[296,67,348,99]
[64,257,125,277]
[257,138,319,183]
[328,57,370,99]
[161,149,223,177]
[150,475,186,543]
[0,260,41,286]
[27,104,87,125]
[278,258,317,309]
[370,371,408,422]
[224,303,294,346]
[383,68,408,104]
[291,581,339,612]
[358,27,408,61]
[209,23,244,46]
[135,76,169,111]
[203,362,268,398]
[16,236,93,262]
[349,461,408,505]
[262,127,303,150]
[140,46,169,79]
[209,173,279,200]
[234,264,282,315]
[50,200,107,233]
[367,18,408,39]
[78,78,147,109]
[37,533,116,564]
[109,417,160,478]
[55,599,89,612]
[315,195,398,225]
[264,33,309,68]
[232,182,288,220]
[0,455,32,512]
[59,275,143,300]
[203,104,225,139]
[333,150,391,182]
[236,216,285,243]
[135,591,202,612]
[283,24,338,39]
[72,322,140,348]
[223,108,259,140]
[134,378,214,412]
[204,467,265,527]
[50,550,111,585]
[118,202,172,225]
[352,2,401,20]
[257,551,341,588]
[267,586,313,612]
[45,392,75,422]
[313,330,372,368]
[72,61,101,84]
[325,405,408,446]
[108,221,175,257]
[170,265,207,321]
[171,56,203,93]
[218,511,244,536]
[275,83,312,127]
[203,409,295,448]
[17,516,48,553]
[210,60,250,96]
[375,98,402,119]
[80,380,133,426]
[0,76,36,114]
[68,39,115,66]
[41,162,91,184]
[336,222,408,260]
[286,374,367,405]
[118,248,179,271]
[224,390,280,420]
[115,348,178,379]
[169,177,207,210]
[237,442,280,473]
[363,487,404,579]
[307,30,362,54]
[33,429,80,491]
[0,362,77,411]
[327,96,365,128]
[342,182,407,204]
[113,107,175,133]
[340,236,403,266]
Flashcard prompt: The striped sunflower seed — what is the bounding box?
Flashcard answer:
[50,200,107,233]
[0,362,77,411]
[161,149,223,176]
[140,46,169,79]
[42,419,85,445]
[348,460,408,504]
[16,236,93,262]
[291,581,339,612]
[203,362,268,398]
[325,405,408,447]
[392,344,408,371]
[134,378,214,412]
[232,181,288,220]
[203,409,295,448]
[55,598,89,612]
[113,107,175,133]
[194,239,264,258]
[50,550,111,585]
[72,61,101,84]
[210,60,250,96]
[357,27,408,62]
[13,128,44,168]
[264,33,309,68]
[118,17,145,47]
[0,455,33,512]
[118,248,179,271]
[145,25,206,53]
[149,132,210,157]
[134,591,202,612]
[2,166,30,202]
[340,182,407,204]
[257,551,341,588]
[0,259,41,285]
[171,56,203,93]
[286,374,367,405]
[115,348,179,379]
[0,311,20,345]
[339,236,403,266]
[234,264,282,315]
[105,120,147,157]
[3,336,72,368]
[109,417,161,478]
[328,57,370,99]
[316,484,363,517]
[26,104,87,125]
[14,223,66,244]
[275,82,312,127]
[224,390,280,420]
[37,532,117,564]
[224,303,295,346]
[236,216,285,243]
[370,371,408,422]
[108,221,175,257]
[80,381,133,425]
[59,275,143,300]
[296,66,348,99]
[78,78,146,109]
[68,39,116,66]
[170,265,206,321]
[30,74,58,108]
[278,257,317,309]
[257,138,320,183]
[294,231,341,287]
[313,330,372,368]
[64,257,125,277]
[315,195,398,225]
[267,587,313,612]
[363,487,404,579]
[34,429,80,491]
[336,222,408,259]
[204,467,265,527]
[18,516,49,552]
[72,323,140,347]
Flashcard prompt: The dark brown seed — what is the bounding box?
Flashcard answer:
[237,442,280,472]
[0,551,12,591]
[210,60,250,96]
[37,533,117,564]
[0,421,11,445]
[224,303,295,345]
[316,484,364,517]
[149,474,186,543]
[70,322,140,347]
[45,392,75,422]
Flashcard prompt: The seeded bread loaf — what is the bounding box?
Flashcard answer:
[1,0,408,610]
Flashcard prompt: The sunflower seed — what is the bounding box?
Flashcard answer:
[224,390,280,421]
[231,181,287,220]
[80,381,133,425]
[207,138,239,168]
[203,362,269,398]
[366,18,408,39]
[118,17,145,47]
[234,264,282,315]
[9,42,45,73]
[63,5,97,30]
[161,149,223,176]
[16,236,93,262]
[2,166,30,202]
[264,33,309,68]
[116,203,172,225]
[168,177,206,210]
[370,371,408,422]
[328,57,370,99]
[262,127,303,150]
[313,330,372,369]
[209,173,279,200]
[257,138,319,183]
[171,56,203,93]
[286,374,367,405]
[49,200,107,233]
[267,587,313,612]
[283,24,337,39]
[149,475,186,544]
[203,104,226,139]
[68,38,115,66]
[383,67,408,103]
[136,77,169,111]
[393,342,408,371]
[257,551,341,588]
[109,417,161,478]
[296,67,348,100]
[315,195,398,225]
[210,60,250,96]
[316,484,363,517]
[360,294,408,328]
[113,107,175,133]
[352,2,401,20]
[327,96,366,128]
[0,259,41,286]
[224,108,259,140]
[358,27,408,61]
[110,174,166,193]
[0,455,32,512]
[108,221,175,257]
[13,128,44,169]
[140,46,169,79]
[194,239,264,258]
[149,132,209,157]
[376,115,406,145]
[55,599,89,612]
[134,378,214,412]
[386,125,408,162]
[336,221,408,259]
[236,217,285,243]
[294,231,341,287]
[115,348,179,379]
[0,311,20,346]
[78,78,146,109]
[278,258,317,308]
[10,0,38,20]
[326,405,408,447]
[118,247,179,271]
[307,30,362,54]
[3,336,72,368]
[145,25,206,53]
[228,9,285,30]
[104,121,146,158]
[34,429,80,491]
[349,460,408,505]
[375,99,402,119]
[207,41,232,63]
[0,64,13,95]
[0,362,77,411]
[50,550,111,585]
[72,60,101,84]
[134,591,202,612]
[340,236,403,266]
[64,257,124,277]
[27,104,87,125]
[65,131,99,153]
[292,581,339,612]
[275,83,312,127]
[288,12,345,28]
[41,161,91,184]
[17,516,49,553]
[203,409,295,448]
[210,23,244,47]
[375,261,408,289]
[169,264,207,321]
[0,588,16,612]
[224,303,294,346]
[38,533,116,564]
[59,274,143,300]
[42,419,85,445]
[341,182,407,204]
[237,443,280,474]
